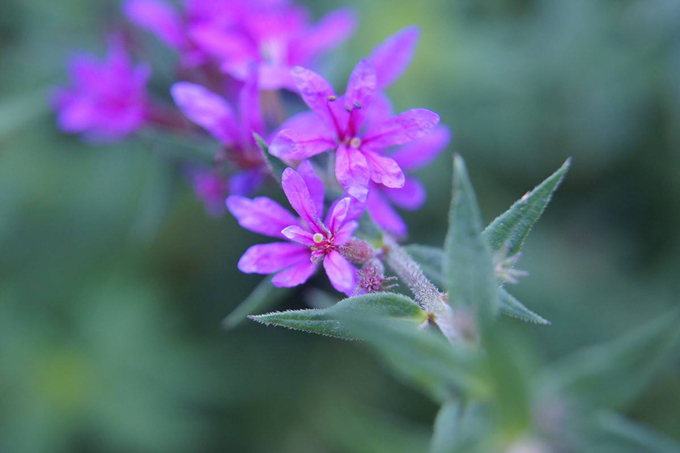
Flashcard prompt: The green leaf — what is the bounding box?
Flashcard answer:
[250,292,427,340]
[342,315,489,402]
[443,155,498,320]
[483,159,570,256]
[430,401,465,453]
[592,411,680,453]
[253,132,287,183]
[405,245,549,325]
[498,288,550,325]
[541,309,680,410]
[221,276,293,330]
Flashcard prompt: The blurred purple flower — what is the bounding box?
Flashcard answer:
[227,162,363,294]
[188,168,229,216]
[124,0,357,89]
[52,38,150,141]
[366,126,451,236]
[171,70,267,196]
[269,56,440,202]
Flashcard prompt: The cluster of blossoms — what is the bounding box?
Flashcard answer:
[53,0,450,296]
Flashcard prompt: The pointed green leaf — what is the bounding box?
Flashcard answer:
[498,288,550,325]
[250,292,427,340]
[444,155,498,320]
[483,159,570,256]
[541,309,680,410]
[221,276,293,330]
[431,401,465,453]
[342,315,489,402]
[253,132,287,183]
[592,411,680,453]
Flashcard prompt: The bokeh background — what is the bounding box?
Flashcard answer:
[1,0,679,451]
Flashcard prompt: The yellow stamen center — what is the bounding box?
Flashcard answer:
[313,233,324,244]
[349,137,362,148]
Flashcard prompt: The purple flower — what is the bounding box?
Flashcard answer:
[227,161,363,294]
[366,126,451,236]
[171,70,266,195]
[53,38,150,141]
[187,168,230,216]
[124,0,357,89]
[269,57,440,202]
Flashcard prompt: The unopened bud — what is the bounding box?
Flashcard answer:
[338,238,374,264]
[354,260,398,295]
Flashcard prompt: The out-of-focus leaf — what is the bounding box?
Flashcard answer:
[253,132,286,183]
[128,156,176,243]
[483,159,570,256]
[405,244,446,290]
[0,89,48,141]
[222,276,293,330]
[444,155,498,320]
[342,315,489,402]
[592,411,680,453]
[498,288,550,325]
[431,400,464,453]
[541,309,680,410]
[250,293,427,340]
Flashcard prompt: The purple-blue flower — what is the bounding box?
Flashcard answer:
[52,37,150,141]
[171,70,267,196]
[366,126,451,236]
[124,0,357,89]
[227,161,363,294]
[268,27,439,202]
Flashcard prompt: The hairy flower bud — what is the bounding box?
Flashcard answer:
[339,237,375,265]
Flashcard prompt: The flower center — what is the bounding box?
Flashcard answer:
[349,137,362,148]
[313,233,324,244]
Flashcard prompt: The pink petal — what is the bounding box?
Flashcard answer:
[325,197,365,226]
[333,220,359,246]
[257,63,297,91]
[344,59,376,132]
[363,108,440,150]
[326,197,351,233]
[228,170,265,196]
[366,190,408,236]
[274,111,327,135]
[363,151,405,188]
[226,195,299,238]
[269,128,336,161]
[390,125,451,171]
[364,92,393,129]
[281,225,315,246]
[272,260,318,288]
[238,242,310,274]
[123,0,185,49]
[297,160,325,216]
[238,65,265,145]
[290,66,338,130]
[383,177,426,210]
[292,8,357,62]
[171,82,239,144]
[335,144,370,202]
[281,168,323,232]
[369,26,420,89]
[323,250,357,295]
[188,24,256,62]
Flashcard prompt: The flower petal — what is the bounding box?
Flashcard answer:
[238,242,310,274]
[123,0,185,49]
[383,177,426,210]
[188,24,255,62]
[335,144,370,202]
[257,63,297,91]
[297,160,325,216]
[363,108,440,149]
[369,26,420,89]
[238,65,265,145]
[292,8,357,62]
[326,197,351,233]
[363,151,405,188]
[325,196,365,226]
[290,66,337,129]
[281,225,315,246]
[366,190,408,236]
[269,129,336,161]
[272,260,318,288]
[364,92,393,129]
[171,82,239,144]
[334,220,359,246]
[226,195,299,238]
[390,125,451,171]
[323,250,357,295]
[228,170,265,196]
[344,59,376,132]
[281,168,323,232]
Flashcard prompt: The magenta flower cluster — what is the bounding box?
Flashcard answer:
[52,0,450,296]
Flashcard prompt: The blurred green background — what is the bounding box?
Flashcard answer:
[1,0,679,451]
